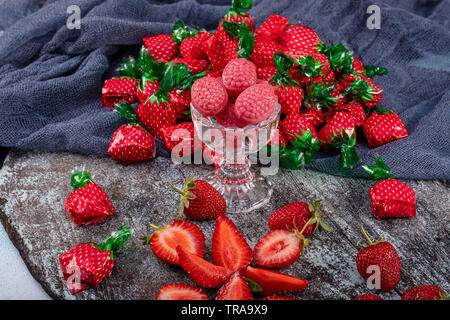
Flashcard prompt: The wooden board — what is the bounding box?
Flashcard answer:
[0,149,448,300]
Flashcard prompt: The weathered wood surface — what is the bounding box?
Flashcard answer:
[0,149,448,300]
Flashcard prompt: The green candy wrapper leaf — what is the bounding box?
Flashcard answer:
[95,225,132,259]
[70,170,92,191]
[290,130,321,166]
[364,65,388,78]
[114,102,151,135]
[342,77,378,103]
[294,54,325,79]
[319,43,354,76]
[305,82,338,109]
[362,156,393,180]
[117,56,140,78]
[225,0,253,21]
[236,22,255,60]
[221,20,242,40]
[372,107,395,115]
[327,129,360,172]
[137,47,167,80]
[172,19,203,45]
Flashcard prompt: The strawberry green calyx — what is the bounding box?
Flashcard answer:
[245,277,263,293]
[264,144,305,170]
[364,65,388,78]
[140,223,168,245]
[288,217,315,254]
[358,225,386,251]
[362,156,393,181]
[70,170,92,191]
[319,43,354,76]
[95,225,132,258]
[307,200,338,233]
[168,177,197,218]
[290,130,321,166]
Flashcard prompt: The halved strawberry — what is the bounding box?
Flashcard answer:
[216,268,253,300]
[212,215,252,273]
[142,220,205,265]
[245,266,308,296]
[263,295,301,300]
[156,283,207,300]
[177,245,230,288]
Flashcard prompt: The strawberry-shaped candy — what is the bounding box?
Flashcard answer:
[191,76,228,117]
[245,266,308,296]
[101,76,138,108]
[281,24,322,54]
[167,88,191,119]
[64,170,115,225]
[168,177,226,220]
[141,219,205,265]
[353,57,366,76]
[136,100,176,141]
[255,14,288,42]
[171,20,209,60]
[356,226,401,292]
[212,215,252,273]
[303,80,341,110]
[160,122,201,157]
[156,283,207,300]
[362,157,416,218]
[202,33,227,72]
[268,200,337,237]
[269,53,304,115]
[172,57,208,75]
[288,51,332,85]
[362,108,408,148]
[234,83,277,124]
[281,113,321,165]
[299,107,324,128]
[177,245,230,288]
[142,34,179,62]
[250,36,284,68]
[257,66,277,81]
[340,73,383,109]
[253,221,313,269]
[318,110,360,172]
[108,102,156,165]
[339,102,366,127]
[222,58,257,96]
[318,43,354,79]
[355,293,384,300]
[401,285,448,300]
[137,77,160,105]
[59,225,131,294]
[216,268,253,300]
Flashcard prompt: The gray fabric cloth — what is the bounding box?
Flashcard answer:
[0,0,449,180]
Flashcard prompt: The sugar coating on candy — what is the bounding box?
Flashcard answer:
[234,83,277,124]
[222,58,257,96]
[191,77,228,117]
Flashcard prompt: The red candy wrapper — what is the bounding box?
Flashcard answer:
[363,157,416,218]
[363,108,408,148]
[101,76,138,108]
[64,171,115,225]
[160,122,201,158]
[59,225,131,294]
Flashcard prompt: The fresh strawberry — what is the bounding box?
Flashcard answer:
[142,34,179,62]
[362,157,416,218]
[339,74,382,109]
[245,266,308,296]
[212,215,252,273]
[281,24,322,54]
[101,76,138,108]
[169,177,226,220]
[141,219,205,265]
[234,83,277,124]
[253,229,305,269]
[108,102,156,165]
[64,171,115,225]
[202,33,227,72]
[191,76,229,117]
[255,14,289,42]
[356,226,401,292]
[156,283,207,300]
[160,122,201,157]
[362,108,408,148]
[355,293,383,300]
[216,268,253,300]
[136,98,177,141]
[59,225,131,294]
[167,88,191,119]
[257,66,277,81]
[263,296,301,300]
[216,104,249,128]
[250,36,284,68]
[176,245,229,288]
[401,285,448,300]
[299,107,324,128]
[222,58,257,96]
[172,57,208,75]
[268,200,336,237]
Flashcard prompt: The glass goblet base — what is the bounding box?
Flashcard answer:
[205,159,273,214]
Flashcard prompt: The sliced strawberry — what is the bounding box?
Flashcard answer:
[156,283,207,300]
[263,295,301,300]
[142,220,205,265]
[212,215,252,273]
[216,268,253,300]
[245,266,308,296]
[253,229,302,269]
[177,245,229,288]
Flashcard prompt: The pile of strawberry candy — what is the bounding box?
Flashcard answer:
[101,0,409,172]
